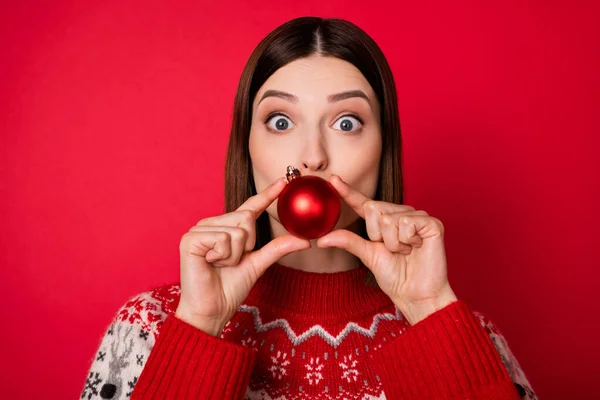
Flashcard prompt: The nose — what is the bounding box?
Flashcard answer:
[301,133,328,173]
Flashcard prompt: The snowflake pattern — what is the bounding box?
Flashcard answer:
[116,285,179,335]
[241,336,257,349]
[268,350,291,380]
[126,376,138,397]
[304,356,324,385]
[220,320,232,337]
[81,372,102,399]
[339,354,360,383]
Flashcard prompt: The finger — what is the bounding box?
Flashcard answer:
[181,231,232,261]
[236,177,288,218]
[365,201,416,242]
[316,229,374,268]
[382,211,428,248]
[189,226,247,266]
[242,235,311,278]
[365,202,382,241]
[328,175,371,219]
[392,213,443,244]
[380,215,415,254]
[196,210,256,252]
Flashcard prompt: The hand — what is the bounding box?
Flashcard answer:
[316,175,458,325]
[175,177,311,336]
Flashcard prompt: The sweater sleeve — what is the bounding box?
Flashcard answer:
[131,314,256,399]
[369,300,537,400]
[81,289,256,400]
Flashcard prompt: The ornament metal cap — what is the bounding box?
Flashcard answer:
[285,165,302,182]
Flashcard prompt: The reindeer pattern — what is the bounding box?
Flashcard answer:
[81,321,152,399]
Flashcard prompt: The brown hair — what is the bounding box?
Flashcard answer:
[224,16,405,289]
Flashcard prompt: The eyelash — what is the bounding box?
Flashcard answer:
[264,112,364,133]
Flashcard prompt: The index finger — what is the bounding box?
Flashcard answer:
[329,174,372,219]
[236,177,288,218]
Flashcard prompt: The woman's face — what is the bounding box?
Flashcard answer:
[249,54,382,234]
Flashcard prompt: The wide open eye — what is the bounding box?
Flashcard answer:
[332,115,363,133]
[265,113,295,132]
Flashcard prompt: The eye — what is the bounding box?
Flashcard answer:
[332,114,363,133]
[265,113,295,132]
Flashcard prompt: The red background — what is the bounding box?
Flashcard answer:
[1,1,598,398]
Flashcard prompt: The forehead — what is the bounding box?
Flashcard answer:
[253,55,375,107]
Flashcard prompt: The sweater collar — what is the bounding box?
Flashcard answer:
[246,262,394,320]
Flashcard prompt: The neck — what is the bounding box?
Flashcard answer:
[269,216,363,273]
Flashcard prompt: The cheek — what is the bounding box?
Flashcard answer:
[335,135,381,185]
[249,131,269,192]
[249,129,289,221]
[335,140,381,225]
[250,131,289,179]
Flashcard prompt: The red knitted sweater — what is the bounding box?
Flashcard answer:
[81,262,537,400]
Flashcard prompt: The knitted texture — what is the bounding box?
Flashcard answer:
[81,263,537,399]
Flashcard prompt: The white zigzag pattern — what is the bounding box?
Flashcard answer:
[238,305,404,347]
[244,387,387,400]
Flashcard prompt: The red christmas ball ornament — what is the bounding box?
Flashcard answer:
[277,165,341,240]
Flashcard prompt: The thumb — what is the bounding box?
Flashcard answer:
[317,229,373,267]
[243,234,311,278]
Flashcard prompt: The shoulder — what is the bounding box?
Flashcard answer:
[81,285,181,399]
[113,284,181,339]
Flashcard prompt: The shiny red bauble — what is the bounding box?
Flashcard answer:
[277,166,341,240]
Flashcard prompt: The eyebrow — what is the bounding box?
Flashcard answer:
[258,89,371,107]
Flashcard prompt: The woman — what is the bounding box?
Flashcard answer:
[81,17,537,400]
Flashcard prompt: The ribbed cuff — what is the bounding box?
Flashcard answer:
[371,300,519,400]
[132,314,256,400]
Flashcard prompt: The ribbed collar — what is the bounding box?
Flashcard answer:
[246,262,394,321]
